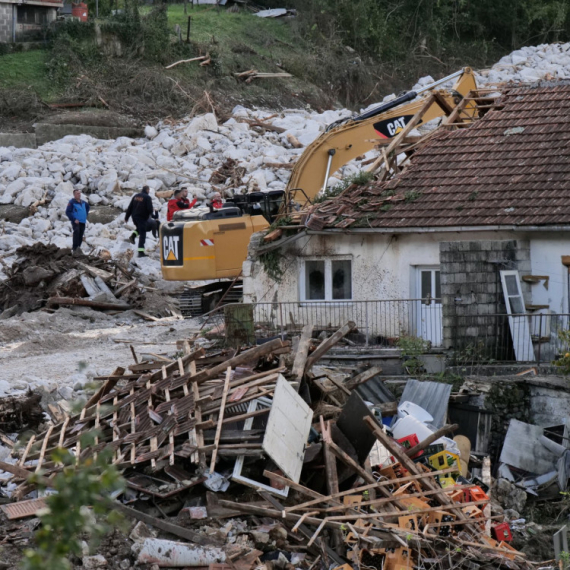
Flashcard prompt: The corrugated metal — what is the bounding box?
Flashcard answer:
[308,85,570,230]
[0,497,47,520]
[399,379,451,428]
[356,378,396,406]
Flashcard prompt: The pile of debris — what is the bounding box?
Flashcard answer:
[0,243,144,317]
[0,323,533,568]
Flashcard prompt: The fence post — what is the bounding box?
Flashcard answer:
[365,302,369,346]
[537,313,542,366]
[279,302,285,341]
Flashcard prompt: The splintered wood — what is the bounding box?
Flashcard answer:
[10,338,290,486]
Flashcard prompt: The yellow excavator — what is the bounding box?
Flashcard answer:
[160,68,478,315]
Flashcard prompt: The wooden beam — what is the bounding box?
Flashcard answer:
[367,94,436,175]
[405,423,458,457]
[344,366,382,391]
[209,367,231,473]
[305,322,356,373]
[192,339,290,385]
[291,324,313,381]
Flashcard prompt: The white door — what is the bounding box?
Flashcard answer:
[500,270,534,361]
[417,267,442,346]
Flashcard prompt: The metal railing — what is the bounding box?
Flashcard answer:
[208,299,444,347]
[206,299,570,365]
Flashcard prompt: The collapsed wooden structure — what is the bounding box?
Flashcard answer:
[0,322,533,569]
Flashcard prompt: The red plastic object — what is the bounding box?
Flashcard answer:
[470,486,490,502]
[71,2,88,21]
[396,434,423,458]
[492,522,513,542]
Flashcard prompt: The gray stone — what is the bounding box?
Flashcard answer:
[88,206,123,224]
[0,204,30,223]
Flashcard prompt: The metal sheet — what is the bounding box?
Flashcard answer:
[337,391,377,463]
[356,378,396,406]
[399,379,451,428]
[0,497,47,520]
[500,419,559,475]
[262,375,312,483]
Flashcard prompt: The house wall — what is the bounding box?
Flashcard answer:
[244,230,570,352]
[439,239,531,356]
[0,2,14,43]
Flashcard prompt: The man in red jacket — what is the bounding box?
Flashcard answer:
[167,188,197,221]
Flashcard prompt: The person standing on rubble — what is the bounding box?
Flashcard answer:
[65,188,90,256]
[167,187,197,221]
[125,185,155,258]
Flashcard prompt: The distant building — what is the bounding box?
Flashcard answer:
[0,0,63,43]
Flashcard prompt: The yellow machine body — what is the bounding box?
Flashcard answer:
[161,214,269,281]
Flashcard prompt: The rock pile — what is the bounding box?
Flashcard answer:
[1,42,569,284]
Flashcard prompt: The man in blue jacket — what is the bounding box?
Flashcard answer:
[65,189,90,255]
[125,185,155,258]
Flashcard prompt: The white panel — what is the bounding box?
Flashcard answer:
[263,375,312,483]
[500,270,534,362]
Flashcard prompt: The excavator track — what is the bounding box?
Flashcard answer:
[179,281,243,318]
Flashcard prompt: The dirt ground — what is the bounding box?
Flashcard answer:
[0,306,203,393]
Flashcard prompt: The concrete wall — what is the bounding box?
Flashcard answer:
[440,239,531,353]
[0,2,14,43]
[0,132,37,149]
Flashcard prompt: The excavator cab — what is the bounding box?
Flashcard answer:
[161,190,285,287]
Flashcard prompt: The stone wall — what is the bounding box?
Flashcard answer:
[0,2,13,44]
[440,240,531,356]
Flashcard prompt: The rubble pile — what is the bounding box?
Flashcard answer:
[0,243,146,317]
[0,323,533,569]
[1,43,570,282]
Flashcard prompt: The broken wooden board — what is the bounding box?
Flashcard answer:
[262,375,312,483]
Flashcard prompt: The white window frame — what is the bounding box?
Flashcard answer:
[299,257,353,304]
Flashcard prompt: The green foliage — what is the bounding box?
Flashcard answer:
[451,341,496,366]
[21,435,125,570]
[404,190,421,203]
[560,550,570,570]
[397,335,428,376]
[260,249,285,282]
[553,329,570,373]
[432,371,464,392]
[313,171,373,204]
[285,0,570,65]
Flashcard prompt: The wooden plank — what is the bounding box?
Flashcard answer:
[283,467,458,513]
[405,423,459,457]
[191,339,290,385]
[344,366,382,391]
[35,426,53,472]
[320,419,339,496]
[291,324,313,381]
[305,322,356,372]
[367,94,437,175]
[84,367,124,409]
[113,502,221,547]
[210,367,232,473]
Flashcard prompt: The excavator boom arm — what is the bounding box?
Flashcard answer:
[285,68,478,207]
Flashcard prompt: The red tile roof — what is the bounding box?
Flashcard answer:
[307,84,570,230]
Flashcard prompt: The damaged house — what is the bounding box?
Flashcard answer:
[244,84,570,363]
[0,0,61,42]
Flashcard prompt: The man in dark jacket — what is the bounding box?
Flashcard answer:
[65,189,90,255]
[125,185,155,258]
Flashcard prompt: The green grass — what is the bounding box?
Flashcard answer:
[0,50,50,89]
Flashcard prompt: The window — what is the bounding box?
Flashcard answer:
[301,258,352,302]
[420,269,441,305]
[17,6,48,24]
